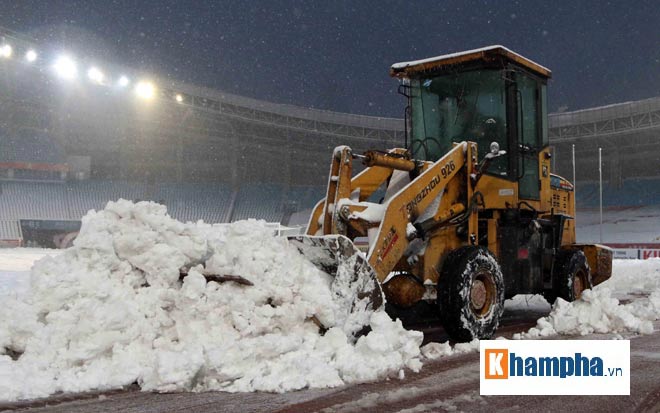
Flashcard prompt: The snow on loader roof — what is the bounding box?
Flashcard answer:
[390,45,552,79]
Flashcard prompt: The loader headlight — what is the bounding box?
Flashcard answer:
[490,141,500,154]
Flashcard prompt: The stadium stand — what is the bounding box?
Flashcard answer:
[0,181,236,223]
[575,177,660,208]
[0,179,322,243]
[0,219,22,245]
[230,183,285,222]
[0,129,65,165]
[286,185,327,212]
[4,129,66,164]
[0,181,69,220]
[153,182,234,223]
[65,181,148,219]
[550,97,660,184]
[0,33,658,247]
[0,127,68,181]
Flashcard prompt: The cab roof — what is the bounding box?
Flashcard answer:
[390,45,551,79]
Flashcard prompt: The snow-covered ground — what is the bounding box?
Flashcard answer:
[576,206,660,243]
[0,248,61,272]
[0,200,659,402]
[0,248,59,297]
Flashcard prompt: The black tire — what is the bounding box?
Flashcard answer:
[546,250,592,304]
[437,246,505,342]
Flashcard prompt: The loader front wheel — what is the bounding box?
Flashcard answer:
[547,250,592,304]
[437,246,505,342]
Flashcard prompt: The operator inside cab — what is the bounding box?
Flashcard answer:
[411,69,509,175]
[392,45,551,196]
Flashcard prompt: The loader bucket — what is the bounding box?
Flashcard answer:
[287,235,384,338]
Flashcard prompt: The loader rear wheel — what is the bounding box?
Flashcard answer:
[437,246,505,342]
[545,250,592,304]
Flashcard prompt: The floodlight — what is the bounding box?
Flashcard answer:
[25,49,37,62]
[0,44,12,58]
[118,75,130,87]
[135,81,155,100]
[53,55,77,79]
[87,67,104,83]
[175,94,183,103]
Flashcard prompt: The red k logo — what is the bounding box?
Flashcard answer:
[485,349,508,379]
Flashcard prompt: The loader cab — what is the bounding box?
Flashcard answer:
[390,46,551,200]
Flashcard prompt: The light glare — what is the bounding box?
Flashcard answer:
[175,94,183,103]
[0,44,12,58]
[87,67,104,83]
[135,81,155,100]
[25,49,37,62]
[118,75,130,87]
[53,56,77,79]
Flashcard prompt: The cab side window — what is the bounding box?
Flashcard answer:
[515,73,542,199]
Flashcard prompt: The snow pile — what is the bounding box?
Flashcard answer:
[514,289,660,339]
[0,200,422,401]
[504,294,551,313]
[420,339,479,360]
[515,259,660,339]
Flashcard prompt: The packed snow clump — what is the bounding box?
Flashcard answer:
[0,200,422,401]
[421,339,479,360]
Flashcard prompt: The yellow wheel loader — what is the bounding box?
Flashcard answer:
[289,46,612,342]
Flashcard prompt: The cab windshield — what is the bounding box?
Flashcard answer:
[410,69,508,175]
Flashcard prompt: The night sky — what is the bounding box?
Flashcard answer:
[0,0,658,117]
